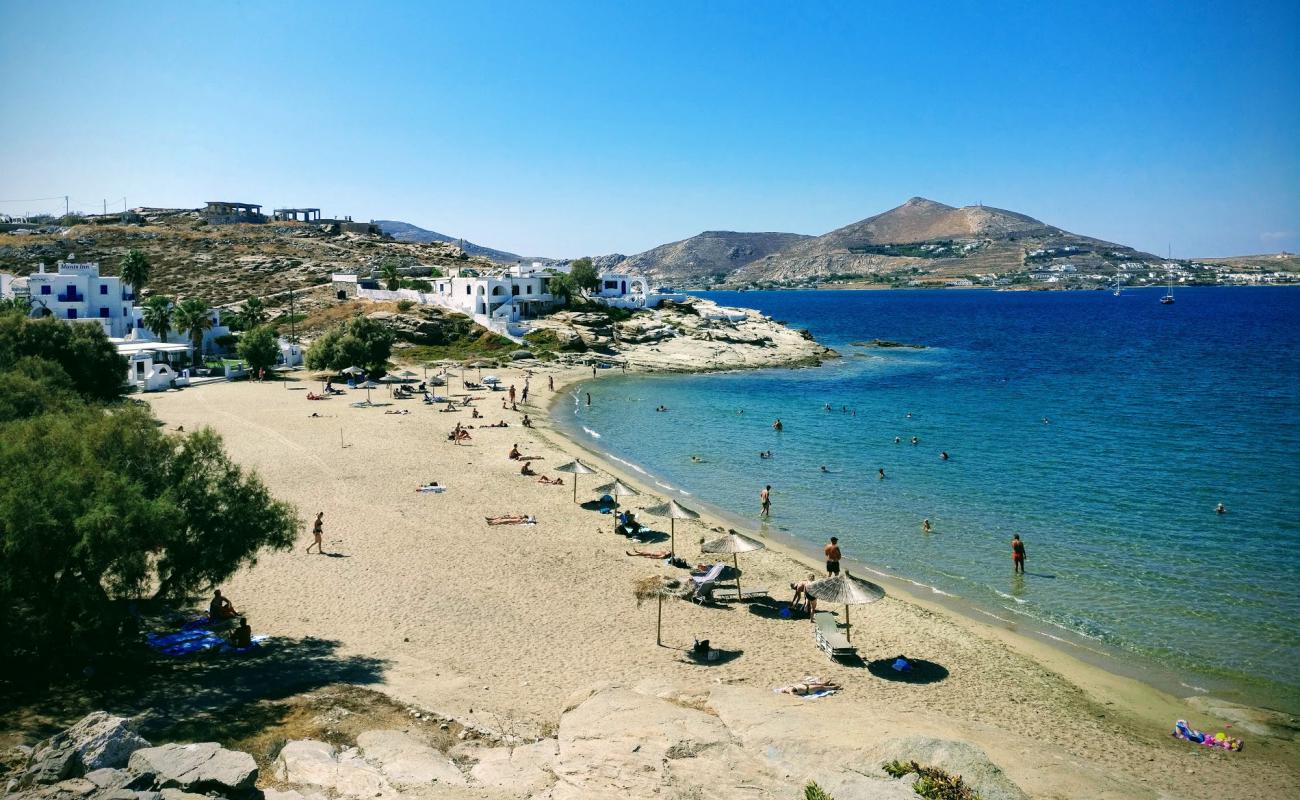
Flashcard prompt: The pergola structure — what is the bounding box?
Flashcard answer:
[273,208,322,222]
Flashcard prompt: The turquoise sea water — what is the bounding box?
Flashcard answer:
[554,287,1300,713]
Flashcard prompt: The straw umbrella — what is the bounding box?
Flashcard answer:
[310,369,335,393]
[805,571,885,642]
[358,379,381,404]
[554,459,598,502]
[632,575,686,646]
[645,499,699,558]
[700,531,765,600]
[593,479,640,534]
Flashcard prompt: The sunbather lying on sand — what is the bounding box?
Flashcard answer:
[776,678,841,695]
[486,514,536,525]
[416,482,445,493]
[384,409,410,415]
[306,392,324,400]
[626,549,672,558]
[537,475,564,485]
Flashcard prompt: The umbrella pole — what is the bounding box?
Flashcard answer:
[657,595,663,646]
[845,604,851,642]
[572,475,578,503]
[670,519,676,559]
[613,498,619,536]
[734,554,742,600]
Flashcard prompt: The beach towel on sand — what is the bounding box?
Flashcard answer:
[147,629,266,657]
[1173,719,1243,751]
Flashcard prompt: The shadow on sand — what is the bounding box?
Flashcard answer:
[1,636,390,744]
[866,656,950,684]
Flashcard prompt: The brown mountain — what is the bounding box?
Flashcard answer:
[613,231,813,284]
[726,197,1156,285]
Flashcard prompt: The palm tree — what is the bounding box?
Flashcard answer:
[173,298,213,362]
[242,296,267,328]
[380,261,400,291]
[142,295,173,342]
[119,250,151,298]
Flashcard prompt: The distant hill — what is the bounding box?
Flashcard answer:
[377,220,539,264]
[613,231,813,284]
[723,198,1157,286]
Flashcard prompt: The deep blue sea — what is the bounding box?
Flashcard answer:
[555,287,1300,713]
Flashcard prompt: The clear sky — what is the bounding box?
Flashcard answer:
[1,1,1296,258]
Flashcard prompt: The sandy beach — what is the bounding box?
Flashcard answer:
[145,367,1299,799]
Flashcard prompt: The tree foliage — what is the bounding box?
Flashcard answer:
[305,315,395,376]
[242,296,267,328]
[569,257,600,293]
[237,326,280,374]
[119,249,151,295]
[0,406,297,669]
[0,312,126,402]
[142,295,173,343]
[380,261,401,291]
[173,298,212,359]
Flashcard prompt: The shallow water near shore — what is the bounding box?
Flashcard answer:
[555,287,1300,714]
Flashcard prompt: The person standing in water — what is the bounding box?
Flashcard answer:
[1011,534,1027,574]
[760,485,771,518]
[772,419,783,431]
[922,519,932,533]
[878,468,886,480]
[586,392,591,406]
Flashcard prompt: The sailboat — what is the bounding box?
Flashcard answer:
[1112,277,1123,296]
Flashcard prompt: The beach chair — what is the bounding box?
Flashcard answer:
[711,585,770,602]
[691,563,726,587]
[813,611,858,659]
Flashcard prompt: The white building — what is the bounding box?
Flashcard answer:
[5,259,141,337]
[340,260,684,341]
[115,340,190,392]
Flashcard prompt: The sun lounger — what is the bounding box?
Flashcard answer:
[711,585,770,602]
[691,563,726,587]
[813,611,857,659]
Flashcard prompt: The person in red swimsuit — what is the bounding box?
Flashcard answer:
[1011,534,1026,575]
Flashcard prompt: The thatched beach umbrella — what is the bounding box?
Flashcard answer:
[358,379,381,404]
[632,575,686,646]
[645,499,699,558]
[554,458,598,502]
[394,369,419,382]
[593,479,640,534]
[806,571,885,642]
[310,369,335,393]
[700,531,765,600]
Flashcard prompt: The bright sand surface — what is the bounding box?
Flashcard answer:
[146,368,1299,798]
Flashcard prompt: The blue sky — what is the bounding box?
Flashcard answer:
[1,1,1296,258]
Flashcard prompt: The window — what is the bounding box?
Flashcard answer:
[99,308,110,318]
[67,309,77,319]
[41,285,51,295]
[466,286,471,295]
[100,285,108,294]
[604,280,618,289]
[511,285,519,296]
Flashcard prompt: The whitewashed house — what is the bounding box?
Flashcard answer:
[4,258,141,337]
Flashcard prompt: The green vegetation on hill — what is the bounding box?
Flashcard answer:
[0,308,297,679]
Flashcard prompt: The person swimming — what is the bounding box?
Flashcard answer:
[940,451,950,460]
[772,419,783,431]
[894,436,901,444]
[910,436,919,446]
[690,455,703,463]
[759,450,773,459]
[820,465,829,473]
[1216,503,1227,514]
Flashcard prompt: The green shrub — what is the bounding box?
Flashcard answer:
[881,761,981,800]
[396,299,415,312]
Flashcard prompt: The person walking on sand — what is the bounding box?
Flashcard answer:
[548,375,554,391]
[521,384,529,403]
[824,537,842,576]
[307,512,325,554]
[509,384,516,403]
[1011,534,1026,574]
[760,485,771,518]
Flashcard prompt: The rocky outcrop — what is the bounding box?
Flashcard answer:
[7,715,255,800]
[15,713,149,790]
[126,743,257,797]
